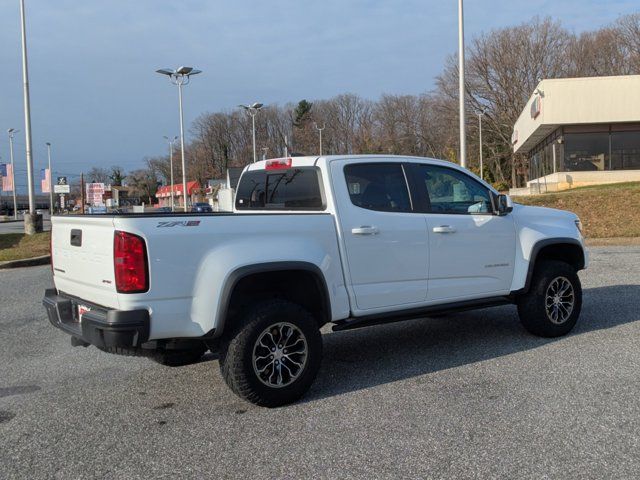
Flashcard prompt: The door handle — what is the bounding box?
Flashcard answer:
[352,226,379,236]
[433,225,456,234]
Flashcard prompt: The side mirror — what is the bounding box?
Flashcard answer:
[496,194,513,216]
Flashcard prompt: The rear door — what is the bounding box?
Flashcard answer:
[51,215,119,308]
[406,163,516,302]
[331,160,429,311]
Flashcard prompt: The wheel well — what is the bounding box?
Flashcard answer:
[226,269,330,328]
[535,242,585,272]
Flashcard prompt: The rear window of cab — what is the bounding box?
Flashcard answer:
[235,167,325,210]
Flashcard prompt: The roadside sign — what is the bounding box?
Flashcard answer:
[54,176,70,193]
[86,183,105,206]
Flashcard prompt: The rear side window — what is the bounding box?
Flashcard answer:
[235,167,324,210]
[344,163,412,212]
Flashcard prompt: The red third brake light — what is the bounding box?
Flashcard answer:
[265,158,292,170]
[114,231,149,293]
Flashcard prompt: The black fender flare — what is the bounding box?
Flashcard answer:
[213,261,331,338]
[516,237,585,295]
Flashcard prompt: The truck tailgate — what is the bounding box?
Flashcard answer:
[51,216,119,309]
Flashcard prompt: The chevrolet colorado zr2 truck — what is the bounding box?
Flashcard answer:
[44,155,587,407]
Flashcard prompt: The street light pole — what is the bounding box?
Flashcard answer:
[163,135,178,211]
[156,66,202,212]
[45,142,53,213]
[239,103,264,162]
[7,129,18,219]
[458,0,467,169]
[19,0,36,221]
[314,122,326,156]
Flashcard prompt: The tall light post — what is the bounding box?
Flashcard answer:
[156,66,202,212]
[314,122,326,156]
[163,135,178,211]
[45,142,54,213]
[478,108,487,180]
[19,0,38,232]
[239,103,264,163]
[7,129,18,219]
[458,0,467,169]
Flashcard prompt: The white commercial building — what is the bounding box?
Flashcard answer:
[511,75,640,195]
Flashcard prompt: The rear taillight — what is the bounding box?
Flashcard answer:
[114,230,148,293]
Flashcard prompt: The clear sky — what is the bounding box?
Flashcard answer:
[0,0,637,189]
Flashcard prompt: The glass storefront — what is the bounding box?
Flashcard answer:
[528,124,640,180]
[611,131,640,170]
[564,133,609,171]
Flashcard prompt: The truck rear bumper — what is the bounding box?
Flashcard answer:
[43,288,150,348]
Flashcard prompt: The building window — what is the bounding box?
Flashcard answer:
[563,133,610,171]
[611,131,640,170]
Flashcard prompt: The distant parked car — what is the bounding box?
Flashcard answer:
[156,207,173,213]
[191,202,213,213]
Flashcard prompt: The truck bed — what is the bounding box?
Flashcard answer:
[51,212,346,340]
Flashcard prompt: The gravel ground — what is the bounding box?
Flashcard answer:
[1,247,639,479]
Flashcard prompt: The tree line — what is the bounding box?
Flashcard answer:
[96,13,640,200]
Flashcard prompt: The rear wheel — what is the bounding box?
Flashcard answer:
[517,260,582,337]
[219,299,322,407]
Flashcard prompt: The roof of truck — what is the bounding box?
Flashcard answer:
[244,154,462,171]
[241,155,495,193]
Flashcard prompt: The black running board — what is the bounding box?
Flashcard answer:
[332,296,514,332]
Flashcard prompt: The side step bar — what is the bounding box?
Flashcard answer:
[332,296,514,332]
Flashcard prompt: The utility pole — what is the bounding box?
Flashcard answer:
[458,0,467,169]
[7,129,18,219]
[46,142,54,213]
[314,122,326,156]
[478,109,486,180]
[19,0,39,232]
[80,172,85,214]
[163,135,178,211]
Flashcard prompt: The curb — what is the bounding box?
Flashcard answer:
[0,255,51,270]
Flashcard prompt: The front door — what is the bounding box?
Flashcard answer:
[331,160,429,311]
[406,163,516,302]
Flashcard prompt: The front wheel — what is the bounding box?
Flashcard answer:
[517,260,582,337]
[219,299,322,407]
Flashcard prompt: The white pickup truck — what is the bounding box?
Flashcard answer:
[44,155,587,407]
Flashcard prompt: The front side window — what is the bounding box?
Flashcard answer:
[344,163,412,212]
[412,164,493,214]
[235,167,324,210]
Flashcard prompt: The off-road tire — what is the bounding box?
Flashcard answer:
[219,299,322,407]
[517,260,582,337]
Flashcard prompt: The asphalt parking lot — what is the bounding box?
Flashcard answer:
[1,246,639,479]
